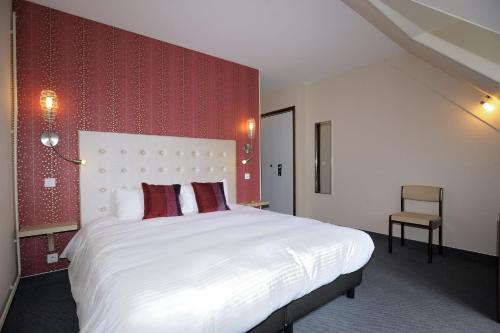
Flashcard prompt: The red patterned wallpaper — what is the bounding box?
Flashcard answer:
[15,0,260,276]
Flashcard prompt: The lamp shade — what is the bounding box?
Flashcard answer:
[40,89,58,122]
[247,118,256,139]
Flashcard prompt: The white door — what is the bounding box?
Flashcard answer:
[261,109,294,215]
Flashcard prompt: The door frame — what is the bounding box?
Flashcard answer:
[261,106,296,215]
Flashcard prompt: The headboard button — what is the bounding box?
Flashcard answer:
[120,149,127,155]
[99,187,107,193]
[193,167,200,173]
[207,151,214,157]
[100,207,107,212]
[98,148,106,154]
[221,166,227,172]
[159,150,165,156]
[121,168,127,174]
[140,149,147,156]
[208,167,214,172]
[140,168,146,173]
[158,167,166,173]
[221,152,227,157]
[177,150,184,156]
[177,167,184,172]
[192,150,200,157]
[99,168,106,174]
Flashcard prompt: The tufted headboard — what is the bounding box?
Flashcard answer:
[78,130,236,224]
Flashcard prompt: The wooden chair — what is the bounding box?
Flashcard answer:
[389,185,443,263]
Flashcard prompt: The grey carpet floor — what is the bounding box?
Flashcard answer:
[3,233,498,333]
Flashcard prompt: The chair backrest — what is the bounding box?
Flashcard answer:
[401,185,443,217]
[402,185,442,202]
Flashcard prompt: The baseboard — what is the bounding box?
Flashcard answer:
[366,230,497,263]
[0,275,20,330]
[21,267,68,279]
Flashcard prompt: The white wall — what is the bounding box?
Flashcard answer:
[0,0,17,321]
[262,52,500,256]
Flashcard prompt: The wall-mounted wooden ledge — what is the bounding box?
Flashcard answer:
[18,222,79,252]
[239,200,270,208]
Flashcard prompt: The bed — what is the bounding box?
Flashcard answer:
[63,131,374,333]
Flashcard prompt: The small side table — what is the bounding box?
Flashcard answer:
[240,200,270,209]
[19,221,79,252]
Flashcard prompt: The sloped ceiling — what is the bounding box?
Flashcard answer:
[412,0,500,34]
[343,0,500,98]
[27,0,403,92]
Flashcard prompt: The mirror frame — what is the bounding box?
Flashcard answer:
[314,120,332,194]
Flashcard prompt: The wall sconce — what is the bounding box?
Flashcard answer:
[480,95,494,112]
[243,118,255,154]
[40,90,86,165]
[242,118,255,164]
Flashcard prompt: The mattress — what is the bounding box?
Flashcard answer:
[62,204,374,333]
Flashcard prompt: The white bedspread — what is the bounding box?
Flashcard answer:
[62,205,374,333]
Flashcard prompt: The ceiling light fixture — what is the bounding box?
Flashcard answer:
[480,95,494,112]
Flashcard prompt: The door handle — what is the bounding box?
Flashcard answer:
[278,163,282,176]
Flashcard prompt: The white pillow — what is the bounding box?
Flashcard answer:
[180,185,198,215]
[219,178,230,203]
[113,188,144,220]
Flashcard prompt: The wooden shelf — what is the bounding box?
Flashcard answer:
[240,200,270,208]
[19,222,78,252]
[19,221,78,238]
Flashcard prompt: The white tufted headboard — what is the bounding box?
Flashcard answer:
[78,131,236,224]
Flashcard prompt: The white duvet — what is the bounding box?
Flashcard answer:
[63,204,374,333]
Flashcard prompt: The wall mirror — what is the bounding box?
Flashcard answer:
[315,121,332,194]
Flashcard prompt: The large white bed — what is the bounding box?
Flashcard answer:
[65,131,374,333]
[63,204,373,333]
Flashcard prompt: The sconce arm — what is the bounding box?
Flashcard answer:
[48,144,84,165]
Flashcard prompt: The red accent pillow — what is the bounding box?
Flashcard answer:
[141,183,182,219]
[191,182,230,213]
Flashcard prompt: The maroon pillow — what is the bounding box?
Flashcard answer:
[141,183,182,219]
[191,182,230,213]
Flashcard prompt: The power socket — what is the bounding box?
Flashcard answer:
[47,253,59,264]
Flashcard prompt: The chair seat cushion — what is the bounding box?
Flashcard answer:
[390,212,441,225]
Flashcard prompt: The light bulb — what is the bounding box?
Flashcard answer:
[481,101,494,112]
[40,90,58,122]
[45,96,53,110]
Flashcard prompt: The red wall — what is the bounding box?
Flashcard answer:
[15,0,260,276]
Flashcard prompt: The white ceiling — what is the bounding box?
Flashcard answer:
[28,0,403,92]
[412,0,500,34]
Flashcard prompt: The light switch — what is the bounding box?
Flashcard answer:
[244,173,251,180]
[44,178,56,188]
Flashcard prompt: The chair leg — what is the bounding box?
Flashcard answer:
[388,219,393,253]
[428,227,433,263]
[401,223,405,246]
[439,226,443,254]
[346,287,355,299]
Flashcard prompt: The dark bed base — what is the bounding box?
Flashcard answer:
[247,268,364,333]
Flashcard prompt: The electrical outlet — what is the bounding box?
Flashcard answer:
[244,173,251,180]
[47,253,59,264]
[44,178,56,188]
